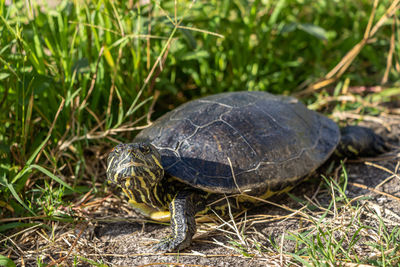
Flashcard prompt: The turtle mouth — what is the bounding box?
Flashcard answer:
[116,161,147,170]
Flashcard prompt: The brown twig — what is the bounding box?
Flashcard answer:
[147,90,160,124]
[295,0,400,97]
[0,215,47,223]
[331,111,394,130]
[348,182,400,202]
[47,224,88,267]
[382,19,396,84]
[58,121,150,151]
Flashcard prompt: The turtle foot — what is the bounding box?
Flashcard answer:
[338,126,389,157]
[153,236,191,252]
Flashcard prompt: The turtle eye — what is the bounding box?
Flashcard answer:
[111,144,123,154]
[139,144,151,154]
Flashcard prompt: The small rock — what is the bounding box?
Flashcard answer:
[376,196,387,205]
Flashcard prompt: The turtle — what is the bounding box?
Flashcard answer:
[106,91,387,252]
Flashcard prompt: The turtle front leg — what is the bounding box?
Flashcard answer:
[153,191,197,252]
[337,126,389,157]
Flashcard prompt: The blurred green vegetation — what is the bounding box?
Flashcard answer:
[0,0,398,262]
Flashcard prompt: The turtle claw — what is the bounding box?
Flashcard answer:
[372,134,389,155]
[153,237,171,252]
[153,236,184,252]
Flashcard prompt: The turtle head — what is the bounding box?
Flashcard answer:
[106,142,164,203]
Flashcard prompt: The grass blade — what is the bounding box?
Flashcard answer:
[31,164,75,192]
[0,255,17,267]
[4,178,36,216]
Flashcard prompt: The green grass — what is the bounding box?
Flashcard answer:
[0,0,399,265]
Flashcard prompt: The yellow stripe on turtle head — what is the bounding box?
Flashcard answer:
[145,168,157,181]
[136,176,147,190]
[122,188,134,202]
[151,155,163,169]
[113,173,119,183]
[125,178,131,189]
[107,157,114,173]
[134,176,150,203]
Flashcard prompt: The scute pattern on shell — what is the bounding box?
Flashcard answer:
[134,91,340,194]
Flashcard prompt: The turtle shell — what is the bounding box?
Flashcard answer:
[134,91,339,194]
